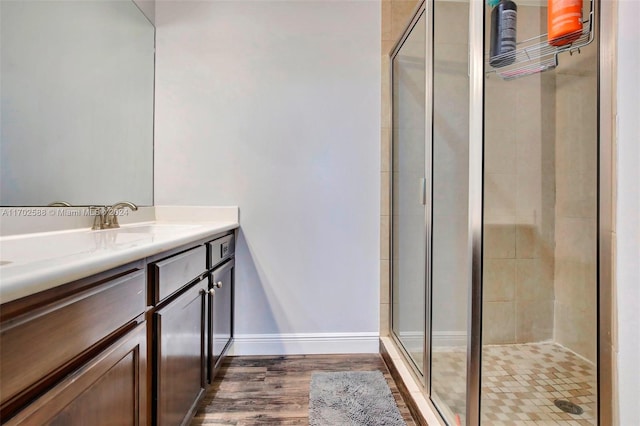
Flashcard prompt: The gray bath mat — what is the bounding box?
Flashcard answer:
[309,371,407,426]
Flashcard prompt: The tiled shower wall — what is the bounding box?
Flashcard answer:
[483,5,598,361]
[482,6,557,345]
[553,38,598,363]
[380,0,420,337]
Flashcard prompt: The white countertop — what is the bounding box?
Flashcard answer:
[0,206,239,304]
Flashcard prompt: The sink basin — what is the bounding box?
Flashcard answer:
[113,224,202,234]
[0,232,151,265]
[0,223,206,266]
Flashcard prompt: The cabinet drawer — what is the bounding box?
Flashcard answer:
[153,245,206,303]
[0,269,146,409]
[207,234,234,269]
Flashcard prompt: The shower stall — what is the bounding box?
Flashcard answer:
[390,0,604,424]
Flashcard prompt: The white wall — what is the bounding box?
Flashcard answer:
[616,0,640,423]
[154,1,381,353]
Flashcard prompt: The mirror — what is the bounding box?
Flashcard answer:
[0,0,154,207]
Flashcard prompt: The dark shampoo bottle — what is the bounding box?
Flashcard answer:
[489,0,517,68]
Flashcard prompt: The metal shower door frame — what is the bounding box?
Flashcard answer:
[388,0,431,392]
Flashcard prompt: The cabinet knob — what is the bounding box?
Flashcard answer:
[215,281,223,289]
[209,288,216,296]
[201,288,216,296]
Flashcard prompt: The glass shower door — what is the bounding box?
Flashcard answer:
[428,0,470,423]
[391,11,427,374]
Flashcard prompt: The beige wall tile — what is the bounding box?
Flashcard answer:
[483,259,516,302]
[380,302,390,336]
[516,171,542,222]
[554,300,597,362]
[382,39,395,56]
[390,1,418,42]
[553,36,598,360]
[516,300,553,343]
[484,76,518,156]
[516,5,546,40]
[381,54,391,120]
[556,170,597,219]
[611,342,619,425]
[482,301,516,344]
[516,224,539,259]
[610,231,617,351]
[381,172,391,216]
[555,259,596,307]
[381,126,391,172]
[381,79,391,126]
[516,130,542,175]
[382,0,392,42]
[484,223,516,259]
[380,214,390,260]
[555,75,598,174]
[485,127,517,175]
[555,217,597,263]
[516,258,554,301]
[380,259,390,304]
[433,1,469,45]
[515,80,543,176]
[484,173,517,223]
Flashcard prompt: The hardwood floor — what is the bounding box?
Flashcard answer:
[191,354,416,425]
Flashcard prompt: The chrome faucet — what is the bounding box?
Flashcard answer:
[105,201,138,228]
[91,202,138,230]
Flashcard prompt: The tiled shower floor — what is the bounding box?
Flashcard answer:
[430,342,597,425]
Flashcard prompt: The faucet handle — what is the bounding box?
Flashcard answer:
[90,206,106,230]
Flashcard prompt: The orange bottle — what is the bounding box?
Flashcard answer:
[548,0,583,46]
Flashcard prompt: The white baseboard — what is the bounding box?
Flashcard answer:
[229,332,380,356]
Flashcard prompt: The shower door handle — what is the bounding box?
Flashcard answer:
[419,177,427,205]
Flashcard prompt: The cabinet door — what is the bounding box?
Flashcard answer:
[154,279,207,426]
[209,259,234,381]
[6,323,147,426]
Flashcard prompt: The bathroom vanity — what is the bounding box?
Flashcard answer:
[0,210,238,425]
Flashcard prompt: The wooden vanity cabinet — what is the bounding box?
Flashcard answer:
[0,262,148,425]
[149,231,236,425]
[149,244,208,426]
[206,234,235,381]
[0,229,236,426]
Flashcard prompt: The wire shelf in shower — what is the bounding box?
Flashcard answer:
[485,0,595,80]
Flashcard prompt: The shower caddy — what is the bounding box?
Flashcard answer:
[486,0,595,80]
